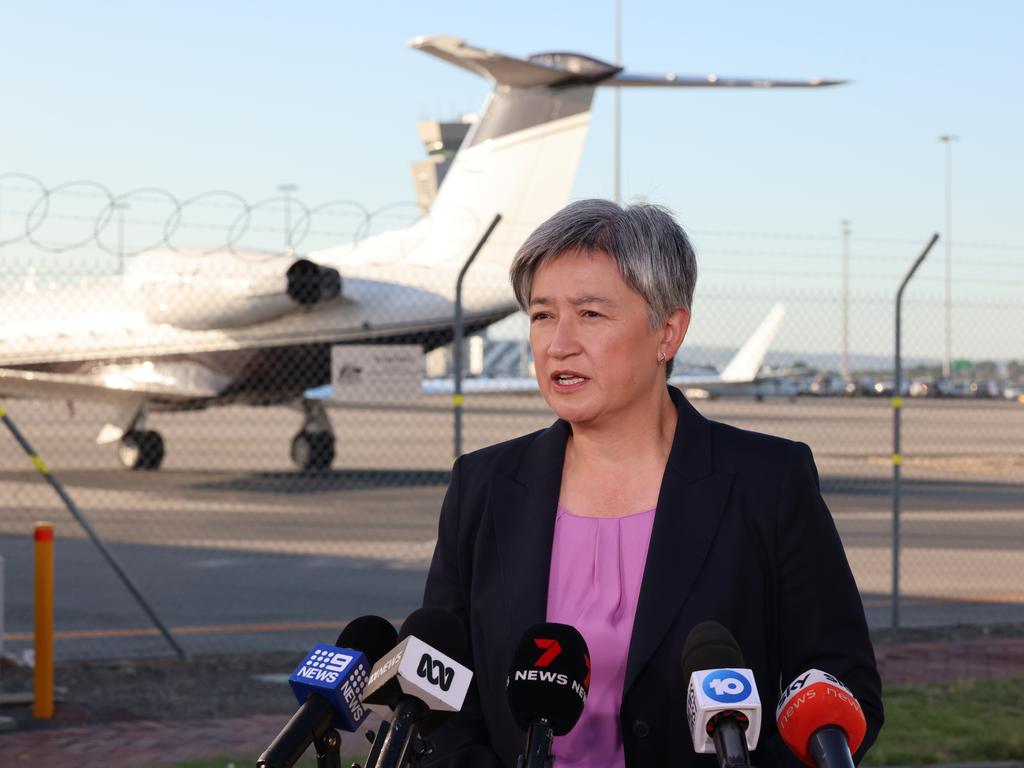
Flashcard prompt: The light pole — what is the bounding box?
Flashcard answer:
[841,219,850,381]
[115,202,130,275]
[938,134,958,378]
[612,0,622,203]
[277,183,298,255]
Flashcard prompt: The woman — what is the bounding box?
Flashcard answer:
[423,199,882,768]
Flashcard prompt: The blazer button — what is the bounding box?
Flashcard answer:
[632,720,650,738]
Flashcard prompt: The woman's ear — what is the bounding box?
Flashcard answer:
[659,307,690,361]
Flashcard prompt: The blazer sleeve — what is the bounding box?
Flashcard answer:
[765,441,884,767]
[421,457,505,768]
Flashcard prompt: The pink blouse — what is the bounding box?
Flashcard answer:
[546,503,656,768]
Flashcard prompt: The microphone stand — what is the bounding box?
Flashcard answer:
[313,729,342,768]
[517,719,555,768]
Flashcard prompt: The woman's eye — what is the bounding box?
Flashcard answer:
[581,310,602,318]
[530,312,550,322]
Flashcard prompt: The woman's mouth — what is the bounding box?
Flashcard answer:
[551,372,589,390]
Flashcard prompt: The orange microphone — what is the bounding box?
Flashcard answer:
[775,670,867,768]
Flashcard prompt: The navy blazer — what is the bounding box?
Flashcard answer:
[423,386,883,768]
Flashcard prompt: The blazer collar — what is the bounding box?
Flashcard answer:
[488,387,733,692]
[625,386,734,693]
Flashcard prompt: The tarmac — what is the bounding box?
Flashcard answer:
[1,635,1023,768]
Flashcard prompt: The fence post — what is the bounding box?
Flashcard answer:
[892,233,939,630]
[34,523,54,719]
[453,213,502,460]
[0,402,187,660]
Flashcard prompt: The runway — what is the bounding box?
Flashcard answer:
[0,395,1021,660]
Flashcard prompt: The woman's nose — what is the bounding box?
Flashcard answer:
[547,317,581,359]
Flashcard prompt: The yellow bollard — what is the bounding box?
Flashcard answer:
[34,522,54,719]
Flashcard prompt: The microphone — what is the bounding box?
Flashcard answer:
[258,615,398,768]
[776,669,867,768]
[362,607,474,768]
[506,622,591,768]
[682,621,762,768]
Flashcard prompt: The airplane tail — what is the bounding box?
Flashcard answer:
[401,37,842,280]
[402,36,616,274]
[718,304,786,383]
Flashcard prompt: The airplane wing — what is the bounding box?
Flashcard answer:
[0,362,228,404]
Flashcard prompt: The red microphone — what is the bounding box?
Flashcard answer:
[775,670,866,768]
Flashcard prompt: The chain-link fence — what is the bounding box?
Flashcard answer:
[1,178,1022,662]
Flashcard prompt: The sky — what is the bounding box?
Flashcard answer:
[0,1,1021,364]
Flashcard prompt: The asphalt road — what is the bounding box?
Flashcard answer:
[0,395,1021,660]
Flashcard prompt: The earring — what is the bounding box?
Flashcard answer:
[657,351,666,364]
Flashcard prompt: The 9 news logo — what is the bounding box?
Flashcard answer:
[702,669,752,704]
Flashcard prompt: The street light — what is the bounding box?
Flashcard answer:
[938,134,958,378]
[277,183,299,255]
[841,219,850,381]
[114,201,130,275]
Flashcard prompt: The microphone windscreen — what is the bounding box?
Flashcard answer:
[336,615,399,665]
[399,607,469,666]
[681,621,745,683]
[506,622,590,736]
[776,670,867,765]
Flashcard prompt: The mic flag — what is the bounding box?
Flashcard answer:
[506,622,590,736]
[362,608,473,729]
[288,615,399,732]
[681,621,762,755]
[775,669,867,767]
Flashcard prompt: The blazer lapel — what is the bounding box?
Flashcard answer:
[489,420,569,635]
[624,388,735,693]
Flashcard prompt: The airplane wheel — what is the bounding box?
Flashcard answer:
[119,430,165,471]
[291,431,335,471]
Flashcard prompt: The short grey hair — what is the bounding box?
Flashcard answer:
[510,198,697,325]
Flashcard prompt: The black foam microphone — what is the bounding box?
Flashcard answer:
[362,608,474,768]
[681,622,762,768]
[258,615,398,768]
[506,622,591,768]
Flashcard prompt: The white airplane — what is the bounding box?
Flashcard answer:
[0,36,842,470]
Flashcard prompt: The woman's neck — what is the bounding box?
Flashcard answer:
[566,387,678,471]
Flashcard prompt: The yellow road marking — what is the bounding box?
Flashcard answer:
[3,618,402,643]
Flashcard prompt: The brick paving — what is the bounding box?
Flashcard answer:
[2,638,1023,768]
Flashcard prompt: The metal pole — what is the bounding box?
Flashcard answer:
[0,403,188,659]
[841,219,850,381]
[612,0,622,203]
[939,134,957,377]
[278,183,298,255]
[117,203,127,275]
[453,214,502,460]
[892,233,939,630]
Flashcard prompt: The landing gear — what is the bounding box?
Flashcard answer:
[118,430,165,470]
[291,399,335,471]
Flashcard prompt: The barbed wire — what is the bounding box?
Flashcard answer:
[0,173,414,258]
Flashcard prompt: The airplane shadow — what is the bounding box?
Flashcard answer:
[191,468,453,494]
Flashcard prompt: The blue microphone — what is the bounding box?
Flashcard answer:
[259,616,398,768]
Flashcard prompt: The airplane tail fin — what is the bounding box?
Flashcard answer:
[718,304,786,383]
[403,38,843,279]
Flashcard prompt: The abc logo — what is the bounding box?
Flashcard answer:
[417,653,455,692]
[702,669,752,704]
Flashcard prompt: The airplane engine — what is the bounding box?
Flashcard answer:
[130,251,344,331]
[286,259,342,306]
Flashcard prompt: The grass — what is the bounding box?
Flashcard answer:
[863,676,1024,765]
[165,678,1024,767]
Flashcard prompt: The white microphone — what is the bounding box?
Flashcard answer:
[682,622,761,768]
[361,608,473,768]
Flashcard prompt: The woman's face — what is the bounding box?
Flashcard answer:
[528,249,685,426]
